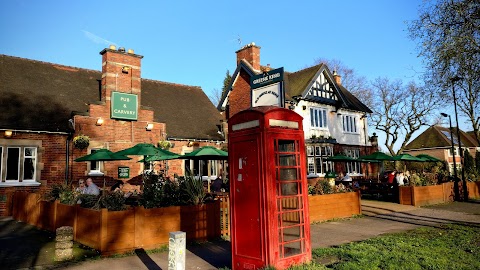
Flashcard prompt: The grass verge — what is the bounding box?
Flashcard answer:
[309,224,480,269]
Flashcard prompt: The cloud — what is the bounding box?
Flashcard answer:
[82,30,117,46]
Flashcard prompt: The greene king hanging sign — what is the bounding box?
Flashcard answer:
[250,67,284,107]
[111,92,138,120]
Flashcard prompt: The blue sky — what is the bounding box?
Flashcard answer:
[0,0,467,151]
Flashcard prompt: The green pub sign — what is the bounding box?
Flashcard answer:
[118,167,130,179]
[111,92,138,120]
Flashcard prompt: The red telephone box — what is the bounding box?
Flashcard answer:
[228,106,311,270]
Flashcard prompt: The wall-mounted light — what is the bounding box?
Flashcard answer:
[121,66,131,74]
[146,123,154,131]
[4,130,13,138]
[302,105,307,110]
[96,118,104,126]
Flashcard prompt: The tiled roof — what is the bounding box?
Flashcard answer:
[0,54,223,140]
[284,64,323,100]
[220,61,371,114]
[405,125,478,150]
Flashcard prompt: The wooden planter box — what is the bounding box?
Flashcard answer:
[399,182,454,206]
[9,192,221,255]
[467,181,480,199]
[308,191,362,222]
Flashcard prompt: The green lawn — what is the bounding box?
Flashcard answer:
[289,224,480,270]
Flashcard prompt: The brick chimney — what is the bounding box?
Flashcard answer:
[236,42,261,71]
[333,70,342,86]
[99,45,144,104]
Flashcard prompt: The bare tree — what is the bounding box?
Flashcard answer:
[370,78,440,155]
[409,0,480,144]
[208,88,223,107]
[313,58,374,109]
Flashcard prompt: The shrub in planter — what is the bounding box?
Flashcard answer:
[139,172,182,208]
[100,191,127,211]
[43,184,75,203]
[77,194,100,209]
[309,180,352,195]
[73,135,90,149]
[180,173,206,205]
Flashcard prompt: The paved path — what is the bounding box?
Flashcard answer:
[1,199,479,269]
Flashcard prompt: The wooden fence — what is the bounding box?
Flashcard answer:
[308,191,362,222]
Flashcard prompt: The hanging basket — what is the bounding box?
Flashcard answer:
[73,135,90,149]
[157,140,171,150]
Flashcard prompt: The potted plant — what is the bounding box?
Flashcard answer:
[73,134,90,149]
[157,140,171,150]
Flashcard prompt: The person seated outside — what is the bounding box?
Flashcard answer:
[211,176,223,192]
[75,179,86,194]
[387,170,396,184]
[84,178,100,195]
[111,180,125,192]
[342,173,352,182]
[396,171,405,186]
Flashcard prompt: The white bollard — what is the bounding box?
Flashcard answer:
[168,231,186,270]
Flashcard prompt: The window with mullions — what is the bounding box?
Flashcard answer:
[23,147,36,180]
[310,108,327,129]
[2,146,38,182]
[342,115,357,133]
[306,145,333,175]
[344,148,361,175]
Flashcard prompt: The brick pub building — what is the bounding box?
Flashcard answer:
[0,47,224,215]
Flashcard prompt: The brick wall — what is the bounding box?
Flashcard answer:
[228,70,252,118]
[0,133,67,215]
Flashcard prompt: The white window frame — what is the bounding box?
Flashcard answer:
[342,115,358,133]
[344,148,362,176]
[307,145,333,176]
[88,148,104,176]
[448,147,459,157]
[310,108,328,129]
[22,147,37,181]
[5,147,21,181]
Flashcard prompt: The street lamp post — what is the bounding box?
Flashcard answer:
[441,113,460,201]
[450,76,468,201]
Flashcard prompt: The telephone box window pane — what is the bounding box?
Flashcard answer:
[278,140,296,152]
[283,240,303,257]
[280,183,298,195]
[6,148,20,180]
[281,211,303,225]
[278,197,302,211]
[279,168,298,181]
[278,154,297,166]
[283,225,302,242]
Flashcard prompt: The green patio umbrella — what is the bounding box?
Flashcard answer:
[416,154,442,162]
[393,153,425,162]
[138,152,181,162]
[358,151,395,161]
[358,151,394,180]
[75,149,131,162]
[179,146,228,160]
[114,143,171,156]
[180,146,228,192]
[75,149,131,188]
